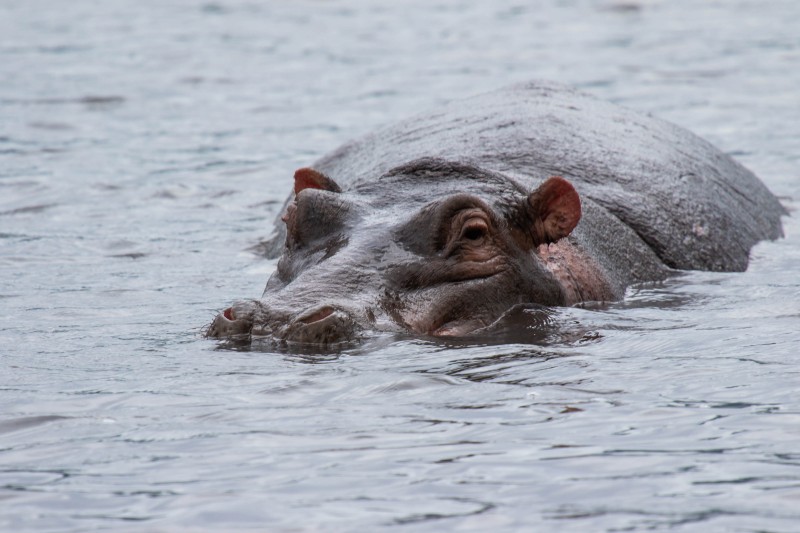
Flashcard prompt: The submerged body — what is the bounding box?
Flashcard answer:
[207,81,784,344]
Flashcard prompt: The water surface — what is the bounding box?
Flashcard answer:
[1,0,799,531]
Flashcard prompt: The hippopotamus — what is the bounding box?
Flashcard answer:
[206,81,784,344]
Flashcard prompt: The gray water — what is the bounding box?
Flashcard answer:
[2,0,799,531]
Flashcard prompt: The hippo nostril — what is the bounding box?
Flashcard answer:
[207,301,260,338]
[299,306,335,324]
[283,305,360,345]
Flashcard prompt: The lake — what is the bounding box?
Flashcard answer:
[1,0,799,531]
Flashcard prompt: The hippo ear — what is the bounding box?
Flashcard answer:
[294,168,342,195]
[527,176,581,243]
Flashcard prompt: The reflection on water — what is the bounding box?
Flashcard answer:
[1,0,799,531]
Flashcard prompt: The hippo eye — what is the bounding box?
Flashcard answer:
[444,208,495,258]
[440,208,501,265]
[460,217,489,242]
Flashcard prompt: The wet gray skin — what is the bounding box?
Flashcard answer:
[207,81,785,345]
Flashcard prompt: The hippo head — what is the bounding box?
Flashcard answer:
[207,159,597,345]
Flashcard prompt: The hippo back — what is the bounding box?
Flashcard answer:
[312,81,784,279]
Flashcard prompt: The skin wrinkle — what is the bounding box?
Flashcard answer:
[392,199,511,290]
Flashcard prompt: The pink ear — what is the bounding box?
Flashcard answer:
[293,168,342,195]
[528,176,581,243]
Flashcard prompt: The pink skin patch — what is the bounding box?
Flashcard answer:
[537,241,616,304]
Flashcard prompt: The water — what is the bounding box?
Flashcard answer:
[1,0,799,531]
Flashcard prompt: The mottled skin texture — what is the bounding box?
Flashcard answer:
[207,81,785,344]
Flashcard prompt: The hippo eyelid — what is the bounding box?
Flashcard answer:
[442,206,498,258]
[459,215,490,241]
[394,194,497,255]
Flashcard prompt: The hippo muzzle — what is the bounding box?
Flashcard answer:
[207,301,362,345]
[266,305,362,344]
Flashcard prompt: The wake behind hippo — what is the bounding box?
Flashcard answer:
[207,81,784,344]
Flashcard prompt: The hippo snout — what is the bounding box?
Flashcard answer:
[207,301,361,345]
[269,305,361,345]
